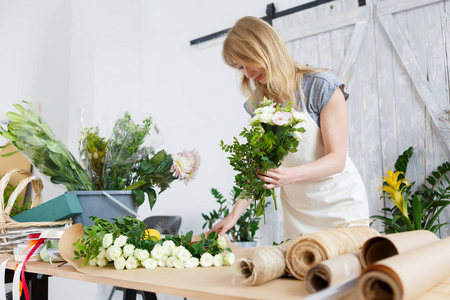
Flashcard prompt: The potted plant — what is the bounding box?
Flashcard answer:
[201,186,266,247]
[0,101,200,225]
[372,146,450,234]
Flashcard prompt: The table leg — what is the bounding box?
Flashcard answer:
[28,273,49,300]
[123,288,136,300]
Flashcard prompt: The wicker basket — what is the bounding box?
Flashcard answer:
[0,169,72,253]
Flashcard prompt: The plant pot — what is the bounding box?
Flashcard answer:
[65,190,138,226]
[234,241,257,248]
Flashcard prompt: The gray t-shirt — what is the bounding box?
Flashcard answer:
[244,71,349,127]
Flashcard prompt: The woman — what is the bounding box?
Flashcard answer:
[211,16,369,240]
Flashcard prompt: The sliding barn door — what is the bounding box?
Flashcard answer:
[260,0,450,244]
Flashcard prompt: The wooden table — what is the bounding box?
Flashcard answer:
[2,253,450,300]
[0,254,313,300]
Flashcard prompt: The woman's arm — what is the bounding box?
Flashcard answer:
[258,88,348,189]
[208,196,253,236]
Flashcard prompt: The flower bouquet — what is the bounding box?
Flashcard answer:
[0,101,200,210]
[73,216,235,270]
[220,97,305,217]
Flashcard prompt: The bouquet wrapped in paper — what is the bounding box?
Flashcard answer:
[0,101,93,191]
[221,97,305,216]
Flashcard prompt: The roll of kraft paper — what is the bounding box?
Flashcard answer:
[286,226,380,280]
[360,230,439,268]
[357,237,450,300]
[305,251,362,293]
[234,239,295,286]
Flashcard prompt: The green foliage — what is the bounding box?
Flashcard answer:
[0,101,93,191]
[372,147,450,234]
[73,216,145,265]
[125,150,178,209]
[1,103,188,211]
[103,113,152,190]
[2,183,31,217]
[73,216,227,265]
[221,98,305,217]
[201,187,266,242]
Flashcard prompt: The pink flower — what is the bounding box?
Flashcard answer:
[272,111,292,126]
[171,149,201,183]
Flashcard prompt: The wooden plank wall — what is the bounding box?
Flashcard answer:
[258,0,450,244]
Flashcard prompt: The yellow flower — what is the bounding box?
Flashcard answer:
[379,170,411,219]
[144,229,162,242]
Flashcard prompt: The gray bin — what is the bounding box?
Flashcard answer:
[66,190,138,226]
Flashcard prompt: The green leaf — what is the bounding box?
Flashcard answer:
[412,195,422,230]
[5,112,25,123]
[0,151,19,158]
[133,190,145,207]
[146,189,157,210]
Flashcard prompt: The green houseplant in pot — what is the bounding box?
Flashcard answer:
[201,186,266,247]
[372,147,450,234]
[0,101,200,226]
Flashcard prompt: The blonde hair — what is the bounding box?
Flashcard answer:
[222,16,325,109]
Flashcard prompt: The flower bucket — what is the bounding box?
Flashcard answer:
[65,191,138,226]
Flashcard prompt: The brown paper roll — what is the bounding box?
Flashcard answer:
[357,237,450,300]
[286,226,380,280]
[305,251,362,293]
[234,239,295,286]
[360,230,439,268]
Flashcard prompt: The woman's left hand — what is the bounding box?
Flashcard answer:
[257,166,297,189]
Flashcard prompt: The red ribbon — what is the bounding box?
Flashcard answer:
[20,234,45,300]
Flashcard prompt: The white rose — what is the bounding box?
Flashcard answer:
[166,256,177,268]
[213,254,224,267]
[292,111,305,122]
[293,131,302,141]
[114,235,128,248]
[123,244,135,258]
[125,256,139,270]
[151,244,165,260]
[102,233,113,248]
[173,259,185,269]
[223,252,235,266]
[260,111,274,124]
[249,114,260,125]
[97,258,108,267]
[272,111,292,126]
[157,256,168,267]
[200,253,214,267]
[114,256,126,270]
[135,249,150,262]
[88,258,97,267]
[174,246,185,257]
[142,258,158,269]
[162,240,176,256]
[107,245,122,261]
[96,247,106,260]
[185,257,199,268]
[217,235,227,250]
[259,106,276,114]
[177,248,192,262]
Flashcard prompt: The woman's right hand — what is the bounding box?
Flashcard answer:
[208,215,238,237]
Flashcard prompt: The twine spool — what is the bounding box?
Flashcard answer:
[234,239,295,286]
[285,225,380,280]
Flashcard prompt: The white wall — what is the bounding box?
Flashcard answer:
[0,1,306,299]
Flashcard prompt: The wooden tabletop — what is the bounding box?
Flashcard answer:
[0,254,314,300]
[3,253,450,299]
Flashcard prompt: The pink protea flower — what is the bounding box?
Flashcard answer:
[171,149,201,183]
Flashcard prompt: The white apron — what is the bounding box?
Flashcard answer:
[280,111,369,239]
